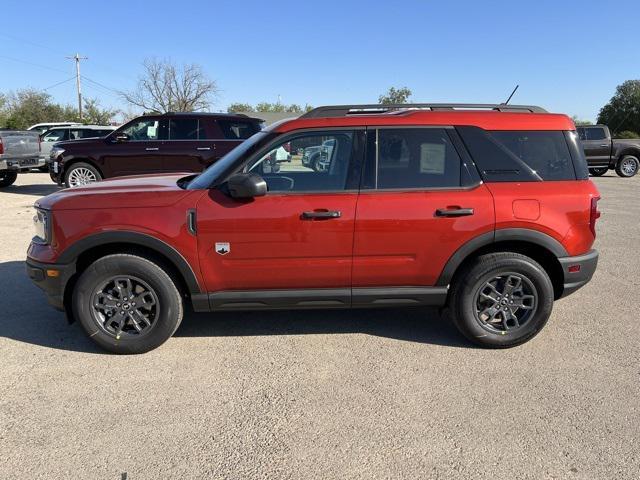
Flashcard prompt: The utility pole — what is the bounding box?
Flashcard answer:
[66,53,88,119]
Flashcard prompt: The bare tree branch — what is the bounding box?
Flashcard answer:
[120,58,218,113]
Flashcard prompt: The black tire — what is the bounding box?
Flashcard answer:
[72,254,183,354]
[64,161,102,188]
[0,171,18,188]
[615,155,639,178]
[448,252,554,348]
[589,167,608,177]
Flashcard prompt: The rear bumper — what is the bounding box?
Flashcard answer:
[558,249,598,299]
[0,157,44,171]
[26,258,76,311]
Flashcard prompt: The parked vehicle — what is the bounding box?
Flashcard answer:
[40,124,117,161]
[27,103,600,354]
[301,138,335,171]
[0,129,42,187]
[49,113,263,188]
[28,122,81,135]
[577,125,640,177]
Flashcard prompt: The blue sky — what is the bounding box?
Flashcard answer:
[1,0,638,121]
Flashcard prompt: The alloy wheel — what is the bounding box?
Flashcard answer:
[67,167,97,187]
[621,158,638,176]
[473,273,537,333]
[90,276,159,340]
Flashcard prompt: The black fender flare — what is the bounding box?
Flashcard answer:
[435,228,568,286]
[57,231,202,294]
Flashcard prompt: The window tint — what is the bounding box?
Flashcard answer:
[120,118,168,141]
[218,120,260,139]
[373,128,462,189]
[169,119,199,140]
[247,132,354,192]
[586,127,606,141]
[457,127,576,181]
[577,127,587,141]
[42,129,68,142]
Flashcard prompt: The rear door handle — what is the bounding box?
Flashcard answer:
[599,144,609,148]
[145,147,159,151]
[301,210,341,219]
[435,207,474,217]
[196,147,211,151]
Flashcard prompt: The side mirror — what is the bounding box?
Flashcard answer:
[226,173,267,199]
[114,133,129,142]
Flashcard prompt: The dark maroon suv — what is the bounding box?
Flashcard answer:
[49,112,263,187]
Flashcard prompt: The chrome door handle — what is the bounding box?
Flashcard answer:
[599,144,609,147]
[435,207,474,217]
[301,210,341,219]
[196,147,211,151]
[145,147,159,151]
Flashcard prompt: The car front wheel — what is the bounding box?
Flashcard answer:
[448,252,554,348]
[615,155,639,178]
[73,254,184,354]
[65,162,102,188]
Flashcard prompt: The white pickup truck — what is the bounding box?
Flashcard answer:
[0,130,43,187]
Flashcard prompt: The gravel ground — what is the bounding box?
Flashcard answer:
[0,172,638,479]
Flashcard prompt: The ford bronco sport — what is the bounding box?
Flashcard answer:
[26,103,600,354]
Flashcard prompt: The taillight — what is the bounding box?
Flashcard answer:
[589,196,601,237]
[0,138,4,155]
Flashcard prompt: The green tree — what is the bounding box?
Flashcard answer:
[571,115,593,126]
[378,86,412,104]
[4,89,65,129]
[597,80,640,134]
[227,103,255,113]
[79,99,119,125]
[612,130,639,139]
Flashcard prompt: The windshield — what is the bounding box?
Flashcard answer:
[187,131,277,189]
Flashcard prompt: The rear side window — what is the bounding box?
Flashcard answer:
[217,120,260,140]
[169,119,199,140]
[368,128,462,189]
[584,127,606,140]
[457,127,576,181]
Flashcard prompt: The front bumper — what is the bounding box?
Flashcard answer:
[558,249,599,299]
[26,258,76,311]
[0,157,44,171]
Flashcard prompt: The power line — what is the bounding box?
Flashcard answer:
[0,54,69,74]
[43,76,77,91]
[81,75,121,94]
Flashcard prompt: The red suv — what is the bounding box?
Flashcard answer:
[27,103,600,354]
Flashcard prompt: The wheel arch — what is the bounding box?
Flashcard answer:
[62,157,104,179]
[437,228,568,299]
[59,231,203,322]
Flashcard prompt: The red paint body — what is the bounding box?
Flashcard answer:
[30,109,600,297]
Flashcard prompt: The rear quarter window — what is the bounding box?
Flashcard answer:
[217,120,260,140]
[457,127,577,181]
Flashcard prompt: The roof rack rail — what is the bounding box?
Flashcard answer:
[300,103,547,118]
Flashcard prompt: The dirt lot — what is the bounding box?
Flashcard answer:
[1,172,638,479]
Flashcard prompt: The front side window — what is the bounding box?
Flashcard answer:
[247,131,355,192]
[371,128,462,189]
[169,119,199,140]
[218,120,260,140]
[42,129,68,142]
[120,118,168,141]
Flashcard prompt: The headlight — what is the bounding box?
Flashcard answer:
[32,208,51,245]
[50,146,65,159]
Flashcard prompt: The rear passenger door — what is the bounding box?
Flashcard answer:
[352,127,495,298]
[580,126,610,166]
[161,117,212,172]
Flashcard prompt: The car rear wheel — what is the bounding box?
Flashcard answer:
[589,167,608,176]
[615,155,639,178]
[447,252,554,348]
[73,254,183,354]
[0,171,18,188]
[65,162,102,188]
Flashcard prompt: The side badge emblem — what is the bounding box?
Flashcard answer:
[215,242,230,255]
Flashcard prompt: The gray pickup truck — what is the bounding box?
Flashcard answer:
[577,125,640,177]
[0,130,43,187]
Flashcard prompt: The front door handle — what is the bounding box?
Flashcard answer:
[435,207,474,217]
[145,147,159,151]
[196,147,211,151]
[599,144,609,148]
[301,210,341,220]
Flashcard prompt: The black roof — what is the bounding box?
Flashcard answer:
[160,112,263,121]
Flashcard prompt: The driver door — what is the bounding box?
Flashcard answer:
[195,129,364,302]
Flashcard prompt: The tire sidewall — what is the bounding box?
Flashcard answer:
[616,156,639,178]
[0,171,18,187]
[73,256,182,354]
[455,256,554,347]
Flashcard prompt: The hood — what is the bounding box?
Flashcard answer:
[36,173,196,211]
